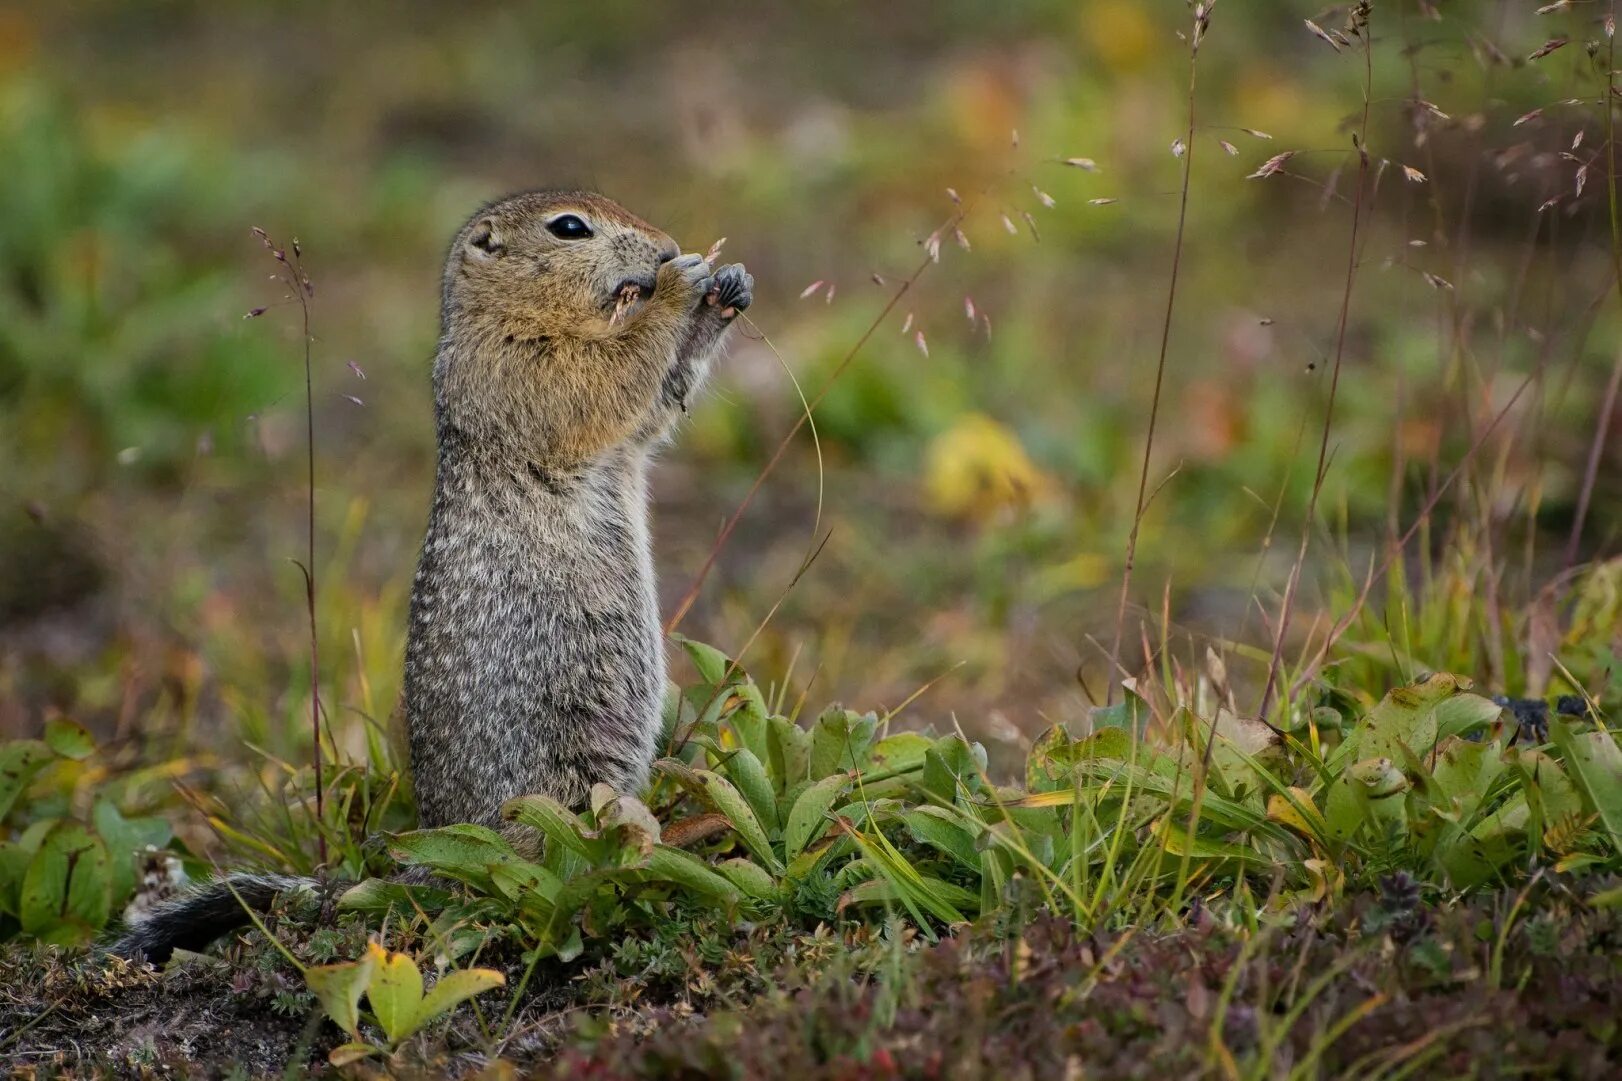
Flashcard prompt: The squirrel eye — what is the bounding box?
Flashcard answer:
[546,214,592,240]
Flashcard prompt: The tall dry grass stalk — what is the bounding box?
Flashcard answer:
[248,226,326,865]
[1257,2,1372,720]
[1107,1,1211,705]
[1567,10,1622,570]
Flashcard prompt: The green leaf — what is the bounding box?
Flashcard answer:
[19,820,111,942]
[767,716,812,791]
[783,774,851,861]
[337,879,454,916]
[1551,721,1622,852]
[411,967,506,1038]
[900,807,981,869]
[1324,757,1410,843]
[489,859,564,906]
[364,942,424,1044]
[0,840,33,916]
[1430,737,1507,822]
[921,736,987,804]
[657,761,782,872]
[1433,695,1505,743]
[1349,673,1477,764]
[673,635,734,686]
[92,797,172,905]
[838,873,978,917]
[43,718,95,761]
[305,951,376,1039]
[713,857,780,901]
[866,732,934,781]
[388,824,521,892]
[1088,687,1147,732]
[0,740,54,823]
[645,844,744,903]
[810,708,878,779]
[1026,725,1074,792]
[501,795,592,858]
[708,746,779,835]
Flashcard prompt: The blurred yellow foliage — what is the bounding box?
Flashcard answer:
[924,412,1054,520]
[1081,1,1159,75]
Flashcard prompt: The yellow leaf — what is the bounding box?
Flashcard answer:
[413,968,508,1036]
[924,413,1054,520]
[305,951,376,1039]
[327,1042,379,1067]
[365,944,424,1044]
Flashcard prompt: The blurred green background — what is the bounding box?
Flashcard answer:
[1,1,1616,773]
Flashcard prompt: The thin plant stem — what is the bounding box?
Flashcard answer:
[1566,13,1622,570]
[1258,11,1372,719]
[665,208,969,635]
[1107,3,1208,704]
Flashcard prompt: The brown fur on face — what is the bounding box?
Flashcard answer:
[432,190,732,471]
[443,190,679,341]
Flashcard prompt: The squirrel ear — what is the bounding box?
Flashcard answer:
[466,218,504,259]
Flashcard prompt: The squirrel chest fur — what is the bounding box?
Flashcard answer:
[405,190,752,828]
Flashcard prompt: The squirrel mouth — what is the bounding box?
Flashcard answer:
[607,275,656,326]
[609,275,656,305]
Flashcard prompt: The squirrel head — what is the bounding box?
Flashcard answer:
[442,190,679,340]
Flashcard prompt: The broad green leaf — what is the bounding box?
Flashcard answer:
[489,859,564,906]
[724,682,773,766]
[43,719,95,761]
[1513,749,1584,847]
[709,746,779,835]
[388,825,521,892]
[1324,757,1409,843]
[92,797,172,905]
[713,857,779,901]
[658,761,781,871]
[1433,695,1505,743]
[900,807,980,869]
[1430,737,1507,822]
[866,732,934,782]
[645,844,744,903]
[1077,727,1132,761]
[305,950,376,1038]
[364,942,424,1044]
[1350,673,1475,764]
[19,820,111,942]
[412,968,506,1038]
[1088,687,1147,732]
[1026,725,1075,792]
[0,740,54,823]
[810,708,878,779]
[501,795,592,858]
[673,635,733,686]
[783,774,851,861]
[337,878,454,916]
[0,840,33,916]
[921,736,987,804]
[1551,721,1622,852]
[767,716,812,791]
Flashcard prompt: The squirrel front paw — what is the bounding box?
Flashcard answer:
[704,263,753,320]
[657,252,715,304]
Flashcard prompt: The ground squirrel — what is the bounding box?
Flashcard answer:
[113,191,751,962]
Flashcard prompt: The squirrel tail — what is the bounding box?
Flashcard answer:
[109,872,319,965]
